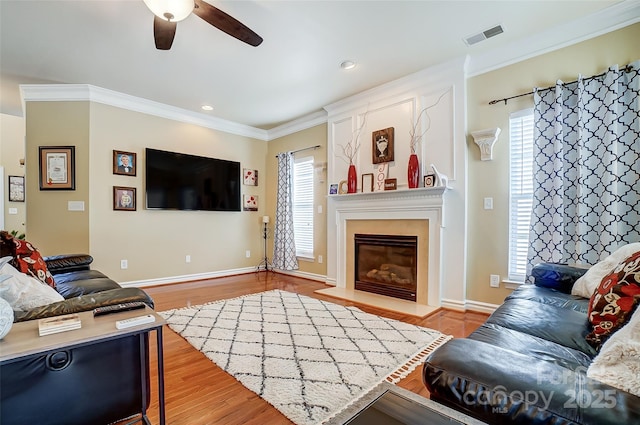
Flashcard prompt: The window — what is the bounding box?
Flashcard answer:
[508,109,534,282]
[292,156,314,258]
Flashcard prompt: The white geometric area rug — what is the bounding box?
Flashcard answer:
[159,290,451,425]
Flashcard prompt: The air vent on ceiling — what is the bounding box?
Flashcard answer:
[464,24,504,46]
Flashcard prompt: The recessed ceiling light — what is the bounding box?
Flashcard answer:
[201,105,213,111]
[340,60,356,70]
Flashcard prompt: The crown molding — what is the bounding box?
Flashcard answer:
[20,84,269,141]
[467,1,640,77]
[266,110,328,141]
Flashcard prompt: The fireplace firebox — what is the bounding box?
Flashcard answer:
[354,234,418,301]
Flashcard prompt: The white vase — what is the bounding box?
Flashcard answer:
[0,298,14,339]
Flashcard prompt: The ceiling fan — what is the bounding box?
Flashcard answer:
[142,0,263,50]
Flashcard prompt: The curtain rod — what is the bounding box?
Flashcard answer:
[275,145,321,158]
[488,64,634,106]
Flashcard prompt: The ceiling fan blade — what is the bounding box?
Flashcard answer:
[193,0,263,47]
[153,16,177,50]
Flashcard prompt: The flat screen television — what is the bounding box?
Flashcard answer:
[145,148,241,212]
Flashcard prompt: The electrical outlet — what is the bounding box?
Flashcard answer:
[490,274,500,287]
[120,259,128,270]
[185,255,191,263]
[484,197,494,210]
[245,250,251,258]
[318,255,323,264]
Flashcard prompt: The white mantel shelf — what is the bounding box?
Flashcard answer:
[327,186,446,202]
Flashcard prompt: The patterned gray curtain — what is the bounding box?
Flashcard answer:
[527,61,640,277]
[272,152,299,271]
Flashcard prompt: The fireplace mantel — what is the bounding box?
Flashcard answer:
[326,187,446,307]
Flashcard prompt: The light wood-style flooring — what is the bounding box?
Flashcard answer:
[140,272,488,425]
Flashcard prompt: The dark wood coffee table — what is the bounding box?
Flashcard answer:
[325,382,486,425]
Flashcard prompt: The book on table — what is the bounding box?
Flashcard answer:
[38,313,82,336]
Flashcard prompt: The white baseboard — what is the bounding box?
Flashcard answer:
[119,267,256,288]
[272,269,327,283]
[121,270,499,315]
[464,299,499,314]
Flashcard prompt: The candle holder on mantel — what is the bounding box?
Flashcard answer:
[256,215,273,272]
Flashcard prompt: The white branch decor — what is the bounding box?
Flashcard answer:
[338,110,368,165]
[409,90,448,154]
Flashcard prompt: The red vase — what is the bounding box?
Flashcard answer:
[347,164,357,193]
[408,153,420,188]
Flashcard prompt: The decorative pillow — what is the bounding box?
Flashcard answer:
[572,243,640,298]
[586,251,640,350]
[587,306,640,397]
[12,238,55,288]
[0,261,64,312]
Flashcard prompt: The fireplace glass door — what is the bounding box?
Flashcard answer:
[354,234,418,301]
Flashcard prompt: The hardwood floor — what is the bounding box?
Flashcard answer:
[140,272,488,425]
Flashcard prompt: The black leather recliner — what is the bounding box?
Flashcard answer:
[1,253,155,425]
[422,263,640,425]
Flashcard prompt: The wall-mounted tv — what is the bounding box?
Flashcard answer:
[145,148,241,212]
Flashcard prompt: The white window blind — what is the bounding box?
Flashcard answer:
[293,156,314,258]
[508,109,534,282]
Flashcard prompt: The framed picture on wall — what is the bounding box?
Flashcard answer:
[8,176,25,202]
[39,146,75,190]
[372,127,394,164]
[243,194,258,211]
[113,150,136,176]
[113,186,136,211]
[243,168,258,186]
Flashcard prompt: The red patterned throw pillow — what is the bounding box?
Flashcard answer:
[12,238,55,288]
[586,251,640,349]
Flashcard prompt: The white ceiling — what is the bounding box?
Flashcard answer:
[1,1,637,130]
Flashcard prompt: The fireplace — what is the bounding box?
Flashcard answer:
[354,234,418,302]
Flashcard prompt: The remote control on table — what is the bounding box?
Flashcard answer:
[93,302,146,316]
[116,314,156,329]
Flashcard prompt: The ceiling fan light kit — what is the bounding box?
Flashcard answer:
[143,0,193,22]
[142,0,263,50]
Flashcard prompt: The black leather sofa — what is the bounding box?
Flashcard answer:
[423,263,640,425]
[1,253,156,425]
[13,253,154,322]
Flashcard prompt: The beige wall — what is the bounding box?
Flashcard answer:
[24,101,267,282]
[466,23,640,305]
[265,124,327,277]
[25,102,91,254]
[1,113,27,234]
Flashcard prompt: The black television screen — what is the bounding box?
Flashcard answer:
[145,148,241,211]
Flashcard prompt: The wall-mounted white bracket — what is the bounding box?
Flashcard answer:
[471,128,501,161]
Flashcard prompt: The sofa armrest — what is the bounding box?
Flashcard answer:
[13,287,154,322]
[423,338,640,425]
[44,254,94,275]
[531,262,590,294]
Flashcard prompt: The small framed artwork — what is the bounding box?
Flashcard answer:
[8,176,25,202]
[329,184,338,195]
[243,168,258,186]
[372,127,395,164]
[113,150,136,176]
[113,186,136,211]
[243,194,258,211]
[39,146,75,190]
[361,173,374,193]
[384,178,397,191]
[424,173,436,188]
[338,180,348,194]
